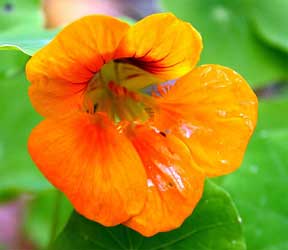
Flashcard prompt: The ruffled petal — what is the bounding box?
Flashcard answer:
[28,112,147,226]
[26,15,129,116]
[154,64,258,177]
[125,126,204,236]
[115,13,202,81]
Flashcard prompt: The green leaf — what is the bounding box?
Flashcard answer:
[0,50,28,77]
[0,52,52,193]
[0,0,42,32]
[51,180,246,250]
[24,190,73,249]
[0,28,57,56]
[217,99,288,250]
[250,0,288,53]
[161,0,288,88]
[0,0,57,55]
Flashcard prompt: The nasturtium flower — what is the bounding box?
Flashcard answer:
[26,13,258,236]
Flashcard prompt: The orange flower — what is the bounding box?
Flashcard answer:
[26,13,258,236]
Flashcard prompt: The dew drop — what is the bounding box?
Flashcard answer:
[217,109,227,118]
[180,123,198,138]
[245,119,254,131]
[147,179,154,187]
[220,159,229,165]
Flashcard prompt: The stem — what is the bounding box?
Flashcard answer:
[48,190,62,248]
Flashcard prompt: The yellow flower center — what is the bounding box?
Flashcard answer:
[84,61,159,123]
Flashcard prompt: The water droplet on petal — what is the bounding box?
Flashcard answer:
[180,123,199,138]
[220,159,229,165]
[147,179,154,187]
[217,109,227,118]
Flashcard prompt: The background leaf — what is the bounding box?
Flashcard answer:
[24,190,72,248]
[0,51,52,194]
[0,50,28,77]
[0,0,56,55]
[161,0,288,88]
[0,0,42,32]
[250,0,288,53]
[216,99,288,250]
[51,181,246,250]
[0,29,57,56]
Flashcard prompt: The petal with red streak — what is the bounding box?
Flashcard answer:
[28,112,147,226]
[26,15,129,117]
[116,13,202,81]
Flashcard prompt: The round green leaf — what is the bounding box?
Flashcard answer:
[161,0,288,88]
[218,100,288,250]
[51,180,246,250]
[250,0,288,53]
[0,28,57,56]
[0,50,28,77]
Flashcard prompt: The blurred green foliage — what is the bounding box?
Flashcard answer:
[250,0,288,52]
[24,190,72,248]
[0,0,42,32]
[162,0,288,88]
[0,51,27,77]
[0,0,288,249]
[0,0,56,54]
[0,53,51,194]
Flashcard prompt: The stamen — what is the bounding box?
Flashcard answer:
[108,81,142,102]
[84,61,157,123]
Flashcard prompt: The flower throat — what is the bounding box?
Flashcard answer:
[84,61,156,123]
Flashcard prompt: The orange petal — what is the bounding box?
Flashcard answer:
[115,13,202,80]
[28,112,147,226]
[124,126,204,236]
[26,15,129,116]
[28,79,86,117]
[155,64,258,177]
